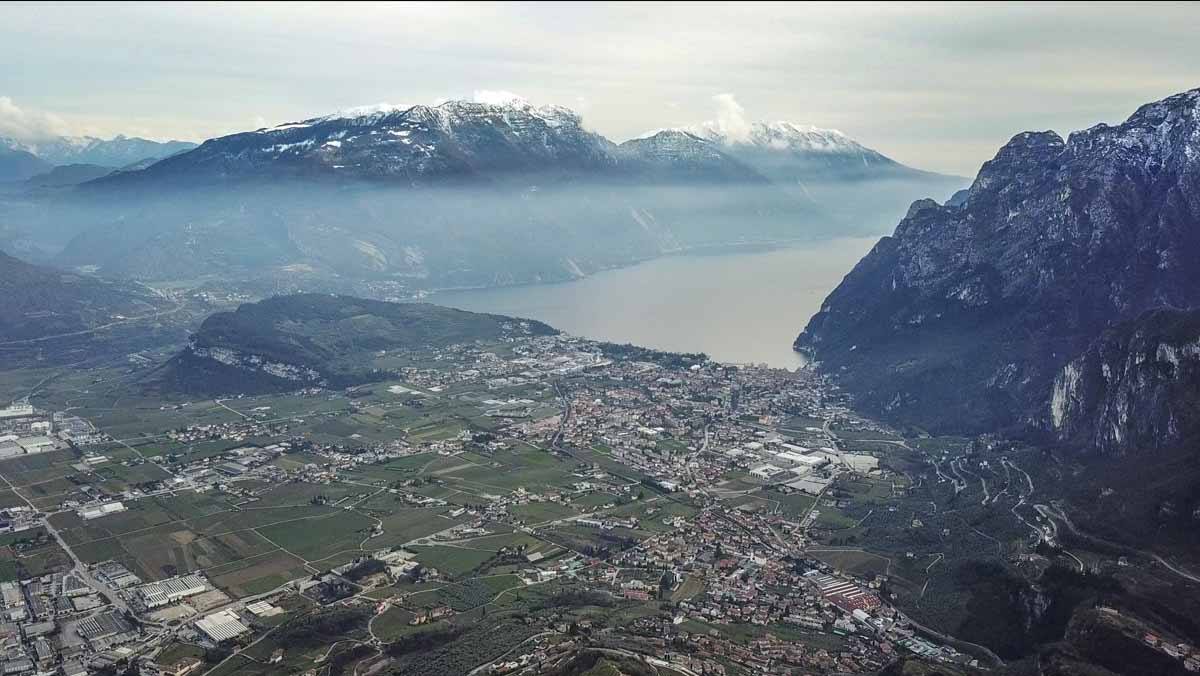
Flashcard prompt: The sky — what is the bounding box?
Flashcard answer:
[2,1,1198,175]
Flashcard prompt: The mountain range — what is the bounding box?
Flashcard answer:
[797,87,1200,455]
[0,98,963,289]
[648,119,966,229]
[1,134,196,170]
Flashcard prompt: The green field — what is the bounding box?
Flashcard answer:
[411,545,496,578]
[807,548,892,578]
[256,510,376,562]
[207,550,311,597]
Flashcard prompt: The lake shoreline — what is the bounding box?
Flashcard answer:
[427,238,878,369]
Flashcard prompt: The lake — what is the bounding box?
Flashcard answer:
[428,238,877,369]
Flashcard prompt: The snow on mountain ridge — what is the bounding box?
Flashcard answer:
[2,134,196,167]
[283,98,582,132]
[631,120,869,155]
[694,120,867,154]
[315,102,414,123]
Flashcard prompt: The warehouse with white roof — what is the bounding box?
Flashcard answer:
[196,610,250,642]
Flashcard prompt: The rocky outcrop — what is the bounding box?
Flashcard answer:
[797,88,1200,450]
[1050,308,1200,454]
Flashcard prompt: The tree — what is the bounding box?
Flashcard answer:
[659,570,677,599]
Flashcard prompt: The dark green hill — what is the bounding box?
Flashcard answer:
[159,293,557,394]
[0,250,164,342]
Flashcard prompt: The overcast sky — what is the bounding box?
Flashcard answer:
[3,1,1198,175]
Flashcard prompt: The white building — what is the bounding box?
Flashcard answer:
[749,464,785,481]
[78,502,127,520]
[196,610,251,642]
[16,436,57,454]
[137,575,207,608]
[773,451,827,469]
[0,403,34,419]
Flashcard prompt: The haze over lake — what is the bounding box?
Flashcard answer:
[429,238,878,369]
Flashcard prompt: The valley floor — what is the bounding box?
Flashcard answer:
[0,334,1195,675]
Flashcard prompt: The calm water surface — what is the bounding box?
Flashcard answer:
[429,238,877,369]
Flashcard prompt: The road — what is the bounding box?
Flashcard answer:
[1032,504,1084,571]
[0,286,185,347]
[954,459,989,504]
[1041,503,1200,584]
[466,631,557,676]
[0,471,133,615]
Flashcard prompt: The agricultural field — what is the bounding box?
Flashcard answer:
[404,575,523,611]
[410,545,497,578]
[0,529,72,582]
[206,550,311,597]
[256,510,376,562]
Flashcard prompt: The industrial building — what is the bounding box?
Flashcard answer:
[137,575,207,608]
[195,610,250,642]
[749,464,786,481]
[0,403,34,419]
[773,451,828,470]
[812,574,881,612]
[15,437,56,454]
[78,502,127,520]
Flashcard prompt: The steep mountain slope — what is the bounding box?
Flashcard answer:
[158,293,557,394]
[0,250,165,342]
[615,130,768,183]
[796,87,1200,448]
[685,120,916,180]
[2,135,197,168]
[0,146,51,182]
[1050,308,1200,454]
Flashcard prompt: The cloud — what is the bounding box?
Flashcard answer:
[711,93,751,144]
[472,90,528,106]
[0,97,70,142]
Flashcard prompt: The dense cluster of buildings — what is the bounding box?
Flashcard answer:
[0,403,78,460]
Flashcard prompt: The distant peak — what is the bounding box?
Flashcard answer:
[1002,130,1065,149]
[630,129,708,143]
[645,119,869,155]
[471,90,528,107]
[316,102,414,123]
[300,97,576,128]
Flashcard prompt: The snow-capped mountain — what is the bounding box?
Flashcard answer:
[639,120,909,177]
[615,130,767,183]
[108,99,618,185]
[635,118,967,229]
[714,121,870,154]
[1,135,196,168]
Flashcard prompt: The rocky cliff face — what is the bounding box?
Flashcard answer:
[797,88,1200,449]
[1050,308,1200,454]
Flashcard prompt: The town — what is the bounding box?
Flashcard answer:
[0,333,1185,676]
